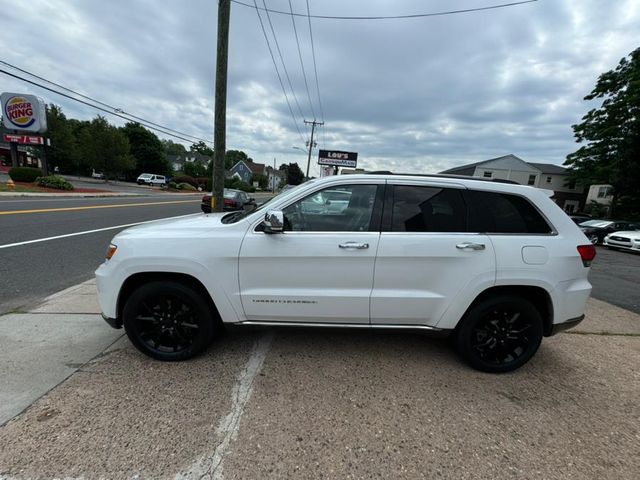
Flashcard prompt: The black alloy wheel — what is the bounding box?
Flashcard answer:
[455,295,543,373]
[123,281,216,361]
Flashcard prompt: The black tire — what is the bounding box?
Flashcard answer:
[123,281,216,361]
[455,295,543,373]
[589,234,600,245]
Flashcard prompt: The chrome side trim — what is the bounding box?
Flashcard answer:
[234,320,445,332]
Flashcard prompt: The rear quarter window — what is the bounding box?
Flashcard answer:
[463,190,552,234]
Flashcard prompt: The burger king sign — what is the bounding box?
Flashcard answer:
[1,92,47,133]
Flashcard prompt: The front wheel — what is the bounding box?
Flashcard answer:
[455,295,543,373]
[589,234,600,245]
[123,281,216,361]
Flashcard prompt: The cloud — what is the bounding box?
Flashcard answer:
[1,0,638,177]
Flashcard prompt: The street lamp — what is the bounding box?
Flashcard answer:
[292,146,305,153]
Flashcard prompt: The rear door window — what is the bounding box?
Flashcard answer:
[463,190,552,234]
[390,186,466,232]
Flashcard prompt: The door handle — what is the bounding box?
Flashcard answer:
[339,242,369,249]
[456,242,485,251]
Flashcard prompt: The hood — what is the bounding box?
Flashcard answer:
[114,212,230,240]
[608,231,640,239]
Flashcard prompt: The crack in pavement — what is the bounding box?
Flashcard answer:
[175,332,274,480]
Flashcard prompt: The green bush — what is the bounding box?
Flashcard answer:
[224,177,255,192]
[177,182,196,191]
[8,167,42,182]
[35,175,74,191]
[168,181,177,190]
[173,174,197,187]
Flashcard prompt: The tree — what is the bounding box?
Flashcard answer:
[285,162,304,185]
[45,104,78,174]
[122,122,170,175]
[190,141,214,157]
[78,116,134,178]
[162,139,188,156]
[565,47,640,218]
[184,158,207,178]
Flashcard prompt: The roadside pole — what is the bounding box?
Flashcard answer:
[212,0,231,212]
[304,119,323,180]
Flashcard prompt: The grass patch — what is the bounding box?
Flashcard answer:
[0,183,44,193]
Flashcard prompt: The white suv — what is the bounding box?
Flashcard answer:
[96,174,595,372]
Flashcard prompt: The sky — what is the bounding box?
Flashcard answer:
[1,0,638,177]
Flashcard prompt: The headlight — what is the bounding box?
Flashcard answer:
[106,244,117,260]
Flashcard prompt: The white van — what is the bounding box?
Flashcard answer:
[136,173,165,186]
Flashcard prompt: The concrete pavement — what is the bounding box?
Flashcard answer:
[0,282,638,479]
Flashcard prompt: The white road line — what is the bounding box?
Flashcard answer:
[0,213,199,250]
[176,332,274,480]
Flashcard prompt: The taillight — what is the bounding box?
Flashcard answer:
[577,245,596,267]
[224,198,234,206]
[202,195,210,202]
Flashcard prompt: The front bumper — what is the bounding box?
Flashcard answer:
[549,315,584,336]
[102,313,122,329]
[604,238,640,252]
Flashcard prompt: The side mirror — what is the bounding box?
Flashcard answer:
[264,210,284,233]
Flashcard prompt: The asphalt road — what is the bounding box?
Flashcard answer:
[0,195,202,314]
[589,245,640,314]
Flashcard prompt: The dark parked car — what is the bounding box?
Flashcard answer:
[201,189,256,213]
[569,214,592,225]
[579,220,640,244]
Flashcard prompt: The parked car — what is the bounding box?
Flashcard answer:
[579,220,640,244]
[137,173,166,186]
[604,230,640,253]
[96,173,595,373]
[569,214,591,225]
[91,170,104,179]
[201,189,256,213]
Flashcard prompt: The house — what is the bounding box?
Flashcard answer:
[167,152,212,173]
[586,184,614,214]
[265,165,285,189]
[441,154,585,213]
[228,159,266,184]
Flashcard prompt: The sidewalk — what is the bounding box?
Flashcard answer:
[0,279,122,425]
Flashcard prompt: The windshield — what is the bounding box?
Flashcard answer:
[580,220,612,227]
[221,181,315,224]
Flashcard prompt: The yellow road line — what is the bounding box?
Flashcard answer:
[0,199,200,215]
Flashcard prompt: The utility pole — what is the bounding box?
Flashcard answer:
[273,157,276,193]
[304,119,323,179]
[212,0,231,212]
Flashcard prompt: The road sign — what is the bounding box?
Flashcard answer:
[3,134,46,145]
[318,150,358,168]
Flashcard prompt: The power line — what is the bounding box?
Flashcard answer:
[232,0,538,20]
[0,69,206,145]
[251,0,306,143]
[261,0,306,122]
[0,60,212,145]
[288,0,316,120]
[306,0,324,125]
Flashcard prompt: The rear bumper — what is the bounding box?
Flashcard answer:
[549,315,584,336]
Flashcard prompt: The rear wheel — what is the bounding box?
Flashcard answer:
[123,281,216,361]
[455,295,543,373]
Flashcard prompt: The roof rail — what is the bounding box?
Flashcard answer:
[363,171,519,185]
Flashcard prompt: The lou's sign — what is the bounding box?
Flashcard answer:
[318,149,358,168]
[1,92,47,133]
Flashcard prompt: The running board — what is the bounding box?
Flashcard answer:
[234,320,449,335]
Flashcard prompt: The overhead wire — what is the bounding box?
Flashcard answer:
[232,0,538,20]
[306,0,324,127]
[288,0,316,120]
[261,0,307,123]
[251,0,306,144]
[0,60,212,145]
[0,69,205,145]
